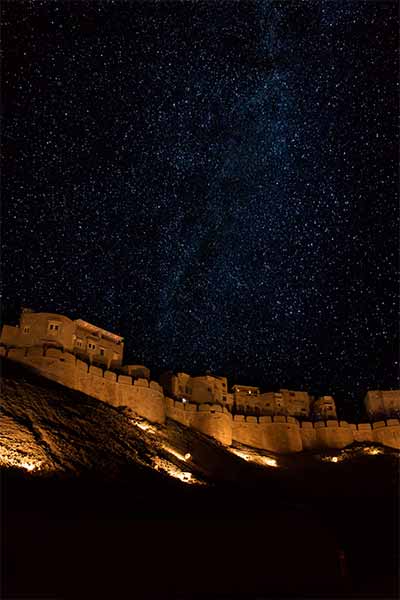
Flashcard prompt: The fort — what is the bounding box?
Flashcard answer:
[1,309,400,453]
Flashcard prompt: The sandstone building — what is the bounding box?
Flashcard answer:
[364,390,400,419]
[0,308,124,369]
[312,396,338,420]
[160,372,230,405]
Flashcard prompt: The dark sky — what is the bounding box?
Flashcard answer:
[1,1,398,417]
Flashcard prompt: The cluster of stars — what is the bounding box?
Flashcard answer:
[2,1,398,419]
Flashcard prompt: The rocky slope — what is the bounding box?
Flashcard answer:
[1,357,399,599]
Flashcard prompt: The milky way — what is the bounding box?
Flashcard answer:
[2,1,398,416]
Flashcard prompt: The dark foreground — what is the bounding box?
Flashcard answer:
[1,358,398,599]
[2,465,398,600]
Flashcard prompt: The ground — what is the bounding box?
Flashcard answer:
[1,358,398,599]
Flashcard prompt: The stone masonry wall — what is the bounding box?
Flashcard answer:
[232,415,303,453]
[4,347,166,424]
[1,346,400,452]
[165,398,232,445]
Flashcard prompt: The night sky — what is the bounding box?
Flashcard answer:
[2,1,398,417]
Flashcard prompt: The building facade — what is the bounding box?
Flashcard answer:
[312,396,337,420]
[0,309,124,369]
[364,390,400,419]
[121,364,151,380]
[160,372,230,405]
[280,389,311,418]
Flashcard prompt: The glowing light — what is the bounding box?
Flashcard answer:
[363,447,383,455]
[161,444,190,462]
[152,456,205,485]
[261,456,278,467]
[320,455,342,463]
[228,447,279,468]
[0,453,43,472]
[21,461,41,471]
[130,419,157,434]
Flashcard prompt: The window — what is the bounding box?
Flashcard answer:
[48,321,61,335]
[75,338,83,348]
[222,396,226,402]
[23,326,30,334]
[99,347,105,356]
[88,342,96,351]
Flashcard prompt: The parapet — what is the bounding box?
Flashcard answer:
[89,365,103,377]
[300,421,313,429]
[2,340,399,451]
[76,359,89,372]
[134,377,149,388]
[117,374,132,385]
[372,421,386,429]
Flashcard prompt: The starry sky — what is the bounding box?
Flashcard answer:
[2,1,398,418]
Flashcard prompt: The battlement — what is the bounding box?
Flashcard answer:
[1,342,400,453]
[3,345,165,424]
[165,398,232,445]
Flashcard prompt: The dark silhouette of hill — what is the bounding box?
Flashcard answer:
[1,358,398,599]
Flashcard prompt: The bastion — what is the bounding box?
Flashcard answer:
[1,311,400,453]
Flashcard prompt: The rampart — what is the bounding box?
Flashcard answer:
[3,346,166,424]
[1,345,400,452]
[165,398,232,445]
[232,415,303,453]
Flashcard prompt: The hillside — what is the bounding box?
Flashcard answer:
[1,357,399,599]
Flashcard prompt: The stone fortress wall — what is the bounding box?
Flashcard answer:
[3,346,166,424]
[1,343,400,453]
